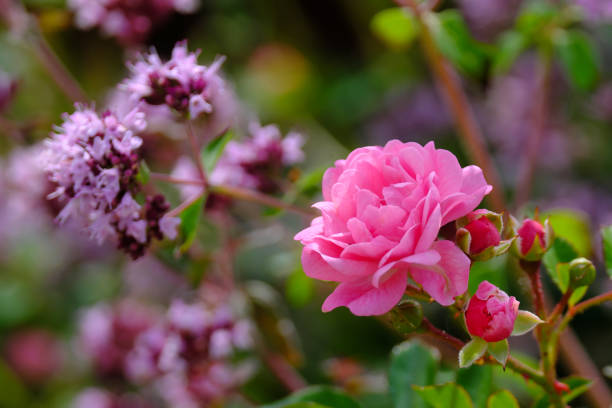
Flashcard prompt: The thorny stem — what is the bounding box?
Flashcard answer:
[514,50,552,210]
[416,316,551,390]
[394,0,505,212]
[521,260,547,321]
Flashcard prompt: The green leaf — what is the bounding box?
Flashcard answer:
[561,376,592,403]
[516,1,558,37]
[285,266,314,307]
[493,31,527,75]
[542,237,579,292]
[413,383,474,408]
[426,10,489,77]
[511,310,543,336]
[261,386,361,408]
[568,286,587,307]
[283,404,331,408]
[371,8,420,50]
[486,390,519,408]
[389,340,439,408]
[201,130,234,174]
[487,339,509,366]
[554,29,599,91]
[545,210,592,257]
[459,337,487,368]
[295,167,326,196]
[602,225,612,278]
[178,196,205,253]
[136,160,151,185]
[456,365,492,408]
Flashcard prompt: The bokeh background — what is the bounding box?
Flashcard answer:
[1,0,612,407]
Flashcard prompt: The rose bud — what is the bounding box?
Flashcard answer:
[465,281,519,342]
[511,218,553,261]
[568,257,596,290]
[456,210,509,261]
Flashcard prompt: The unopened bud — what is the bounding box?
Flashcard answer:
[386,300,423,334]
[456,210,509,261]
[511,218,553,261]
[568,257,596,289]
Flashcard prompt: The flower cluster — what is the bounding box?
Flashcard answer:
[122,42,227,120]
[126,299,254,407]
[210,122,305,193]
[68,0,199,45]
[42,106,180,259]
[79,301,160,378]
[294,140,492,315]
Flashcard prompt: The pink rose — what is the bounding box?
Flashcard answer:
[294,140,492,315]
[465,281,519,342]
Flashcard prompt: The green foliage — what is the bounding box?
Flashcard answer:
[285,266,314,307]
[178,196,206,253]
[545,209,592,257]
[511,311,543,336]
[602,225,612,279]
[386,299,423,334]
[516,1,559,38]
[468,255,509,295]
[486,390,519,408]
[261,386,361,408]
[554,29,599,91]
[533,377,592,406]
[542,237,578,293]
[458,337,487,368]
[413,383,473,408]
[389,340,438,408]
[487,339,509,366]
[135,160,151,185]
[295,167,326,197]
[492,31,527,75]
[371,8,420,50]
[456,365,492,408]
[426,10,489,77]
[201,130,234,174]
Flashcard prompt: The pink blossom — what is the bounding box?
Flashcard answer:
[465,281,519,342]
[4,329,61,383]
[294,140,492,315]
[210,122,305,193]
[122,42,228,120]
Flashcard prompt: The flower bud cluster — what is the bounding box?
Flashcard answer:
[78,301,160,378]
[210,122,304,193]
[68,0,199,45]
[71,387,155,408]
[42,106,180,258]
[122,42,227,119]
[126,299,254,406]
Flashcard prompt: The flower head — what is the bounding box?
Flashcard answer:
[69,0,200,45]
[126,298,254,406]
[43,106,179,258]
[210,122,304,193]
[511,218,553,261]
[294,140,492,315]
[122,41,227,120]
[465,281,519,342]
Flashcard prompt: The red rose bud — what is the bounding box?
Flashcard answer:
[465,281,519,342]
[456,210,506,261]
[554,381,570,394]
[511,218,553,261]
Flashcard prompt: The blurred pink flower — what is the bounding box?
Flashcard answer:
[294,140,491,315]
[210,122,304,193]
[5,329,61,383]
[69,0,199,45]
[465,281,519,342]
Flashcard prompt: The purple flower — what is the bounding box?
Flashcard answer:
[43,106,180,258]
[78,300,160,378]
[122,42,228,120]
[210,122,305,193]
[71,388,155,408]
[575,0,612,23]
[126,297,254,406]
[68,0,199,45]
[0,70,17,113]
